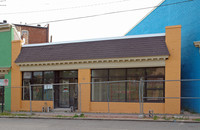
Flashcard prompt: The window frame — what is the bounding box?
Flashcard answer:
[22,70,78,101]
[91,67,165,103]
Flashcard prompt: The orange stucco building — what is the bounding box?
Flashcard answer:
[11,25,181,114]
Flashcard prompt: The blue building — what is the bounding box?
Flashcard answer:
[126,0,200,113]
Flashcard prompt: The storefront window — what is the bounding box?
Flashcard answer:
[22,72,31,100]
[145,77,164,102]
[146,68,165,76]
[127,77,139,102]
[22,80,30,100]
[91,67,165,103]
[32,72,43,100]
[109,82,126,102]
[32,86,43,100]
[60,70,78,78]
[92,69,108,77]
[43,71,54,100]
[33,72,43,84]
[44,71,54,84]
[22,70,78,101]
[91,70,108,102]
[109,69,126,102]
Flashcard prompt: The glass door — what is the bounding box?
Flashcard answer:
[59,79,70,108]
[69,79,78,109]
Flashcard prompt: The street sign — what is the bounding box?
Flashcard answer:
[0,79,8,86]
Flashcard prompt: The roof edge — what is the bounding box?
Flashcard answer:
[16,55,169,65]
[14,24,48,29]
[22,33,165,48]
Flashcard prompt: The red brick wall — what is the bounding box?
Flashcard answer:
[15,25,49,44]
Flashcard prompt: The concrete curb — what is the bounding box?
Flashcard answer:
[0,116,199,123]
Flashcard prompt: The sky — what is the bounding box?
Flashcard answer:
[0,0,163,42]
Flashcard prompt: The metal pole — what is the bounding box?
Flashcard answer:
[139,78,144,118]
[141,79,144,115]
[107,82,110,113]
[29,83,32,114]
[52,84,54,110]
[139,79,141,115]
[79,83,81,113]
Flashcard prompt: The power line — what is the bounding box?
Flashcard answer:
[0,0,130,15]
[28,0,193,25]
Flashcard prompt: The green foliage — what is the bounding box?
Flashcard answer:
[153,116,159,120]
[0,112,27,116]
[162,116,189,121]
[73,114,79,118]
[55,115,69,118]
[80,113,85,117]
[193,119,200,121]
[73,113,85,118]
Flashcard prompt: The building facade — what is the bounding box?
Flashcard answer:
[126,0,200,113]
[15,24,49,44]
[0,21,50,112]
[0,23,21,111]
[12,25,181,114]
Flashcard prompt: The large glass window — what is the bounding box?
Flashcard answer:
[44,71,54,100]
[109,69,126,102]
[32,86,43,100]
[60,70,78,78]
[127,68,145,102]
[22,80,30,100]
[22,70,78,101]
[145,67,165,102]
[91,67,165,103]
[91,70,108,102]
[22,72,31,100]
[32,72,43,100]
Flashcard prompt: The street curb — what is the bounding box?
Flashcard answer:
[0,116,199,123]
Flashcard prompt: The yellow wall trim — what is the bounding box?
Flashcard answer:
[165,25,182,29]
[17,55,168,71]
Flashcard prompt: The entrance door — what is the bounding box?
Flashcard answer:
[69,79,78,109]
[59,79,70,108]
[54,78,78,108]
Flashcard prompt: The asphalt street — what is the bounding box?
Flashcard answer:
[0,118,199,130]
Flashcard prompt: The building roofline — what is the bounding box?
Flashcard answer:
[0,23,11,28]
[22,33,165,48]
[14,24,48,29]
